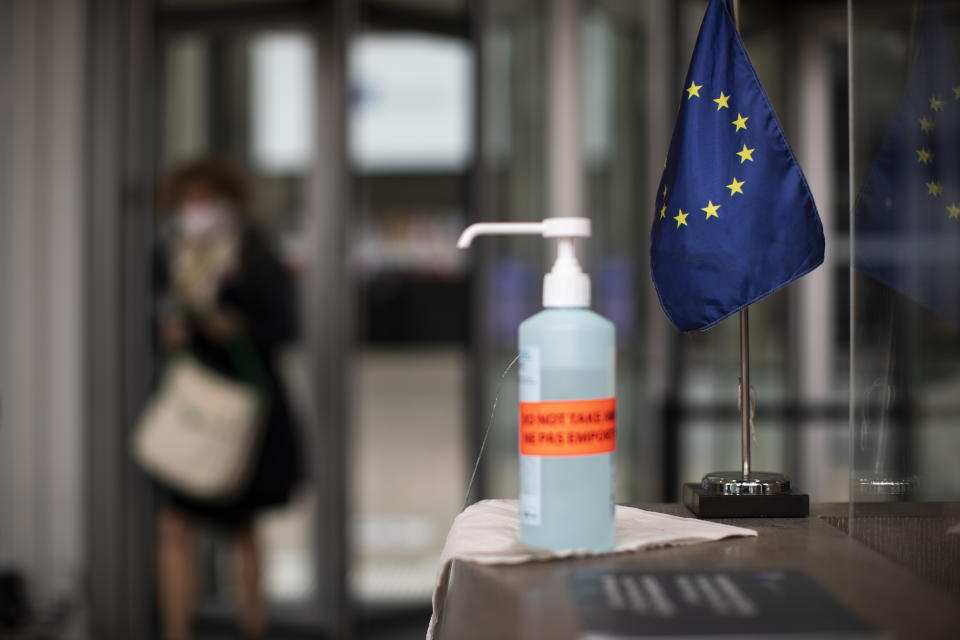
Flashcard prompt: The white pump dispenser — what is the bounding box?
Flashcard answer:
[458,216,616,552]
[456,217,591,308]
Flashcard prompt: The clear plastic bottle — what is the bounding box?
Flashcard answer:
[519,308,615,551]
[457,217,616,552]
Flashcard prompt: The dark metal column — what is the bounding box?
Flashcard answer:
[464,0,491,505]
[307,0,354,635]
[85,0,157,638]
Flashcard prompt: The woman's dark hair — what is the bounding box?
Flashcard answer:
[160,156,251,217]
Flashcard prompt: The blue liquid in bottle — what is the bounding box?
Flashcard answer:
[518,308,615,552]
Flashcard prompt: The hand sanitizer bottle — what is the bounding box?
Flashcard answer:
[458,217,615,552]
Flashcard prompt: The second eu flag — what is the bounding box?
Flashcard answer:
[650,0,825,332]
[854,3,960,324]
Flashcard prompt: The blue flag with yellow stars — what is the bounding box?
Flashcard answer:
[855,3,960,324]
[650,0,825,332]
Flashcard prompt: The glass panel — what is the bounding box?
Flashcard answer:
[851,0,960,513]
[849,0,960,595]
[157,29,321,613]
[250,33,317,174]
[350,33,473,172]
[347,29,473,605]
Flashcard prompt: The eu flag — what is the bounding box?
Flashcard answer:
[855,3,960,324]
[650,0,825,332]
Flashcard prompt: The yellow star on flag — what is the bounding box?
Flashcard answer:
[919,116,935,133]
[726,177,745,196]
[660,203,667,219]
[947,203,960,219]
[736,144,755,164]
[930,95,945,111]
[701,201,720,220]
[686,81,702,99]
[926,180,944,196]
[674,209,689,228]
[953,86,960,100]
[917,147,934,164]
[663,184,668,198]
[713,91,730,111]
[731,113,748,131]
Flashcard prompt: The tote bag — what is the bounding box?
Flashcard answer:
[132,342,263,501]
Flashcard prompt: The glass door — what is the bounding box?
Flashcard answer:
[154,1,350,634]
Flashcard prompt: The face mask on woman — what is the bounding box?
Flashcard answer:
[175,200,235,238]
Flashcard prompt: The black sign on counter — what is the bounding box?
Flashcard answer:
[567,569,887,639]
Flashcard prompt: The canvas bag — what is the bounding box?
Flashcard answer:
[132,340,264,501]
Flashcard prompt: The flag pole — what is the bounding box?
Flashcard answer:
[740,309,751,480]
[731,0,751,483]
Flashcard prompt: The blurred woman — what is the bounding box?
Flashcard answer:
[154,157,302,640]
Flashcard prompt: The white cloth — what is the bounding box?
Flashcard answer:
[426,499,757,639]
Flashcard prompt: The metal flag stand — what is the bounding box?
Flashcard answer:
[682,308,808,517]
[703,308,792,495]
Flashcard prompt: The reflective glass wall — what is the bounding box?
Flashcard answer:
[850,0,960,593]
[851,0,960,504]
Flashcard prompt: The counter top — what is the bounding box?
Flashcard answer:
[434,504,960,639]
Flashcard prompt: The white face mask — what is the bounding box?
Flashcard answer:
[175,201,234,238]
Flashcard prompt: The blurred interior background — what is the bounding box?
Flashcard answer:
[0,0,958,638]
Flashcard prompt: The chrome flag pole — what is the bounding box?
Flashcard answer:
[740,308,750,480]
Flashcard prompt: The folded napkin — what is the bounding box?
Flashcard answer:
[426,499,757,639]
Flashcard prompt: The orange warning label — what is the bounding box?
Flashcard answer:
[519,397,616,456]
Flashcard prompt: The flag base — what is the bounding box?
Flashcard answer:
[853,472,917,499]
[683,471,809,518]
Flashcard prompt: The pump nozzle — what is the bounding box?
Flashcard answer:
[457,217,593,308]
[456,217,591,248]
